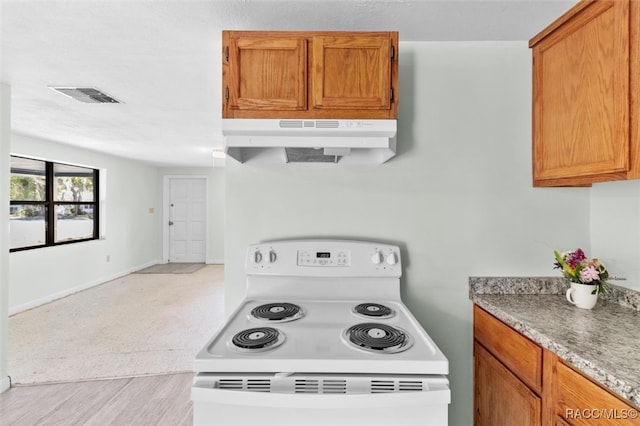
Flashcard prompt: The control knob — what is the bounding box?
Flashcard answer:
[371,251,383,265]
[386,252,398,265]
[267,250,277,264]
[253,250,263,264]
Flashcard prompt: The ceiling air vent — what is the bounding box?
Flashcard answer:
[50,87,120,104]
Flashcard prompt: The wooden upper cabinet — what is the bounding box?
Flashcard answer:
[311,35,392,110]
[225,33,307,112]
[222,31,398,119]
[530,0,640,187]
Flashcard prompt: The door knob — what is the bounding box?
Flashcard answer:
[169,221,174,226]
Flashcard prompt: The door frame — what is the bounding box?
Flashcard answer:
[162,175,209,264]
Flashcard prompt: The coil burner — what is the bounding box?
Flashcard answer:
[344,323,413,354]
[230,327,285,353]
[353,302,395,319]
[250,302,304,322]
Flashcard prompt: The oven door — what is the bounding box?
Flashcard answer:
[192,373,450,426]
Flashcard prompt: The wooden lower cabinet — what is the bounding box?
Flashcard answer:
[545,351,640,426]
[473,305,640,426]
[474,341,541,425]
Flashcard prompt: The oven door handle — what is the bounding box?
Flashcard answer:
[192,381,450,408]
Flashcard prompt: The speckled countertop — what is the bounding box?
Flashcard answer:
[469,277,640,407]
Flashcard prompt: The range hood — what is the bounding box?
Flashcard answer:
[223,119,397,164]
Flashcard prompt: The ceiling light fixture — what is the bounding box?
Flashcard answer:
[212,149,226,159]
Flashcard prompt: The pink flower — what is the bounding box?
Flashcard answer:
[580,265,599,283]
[567,249,587,268]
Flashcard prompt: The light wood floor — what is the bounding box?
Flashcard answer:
[0,372,193,425]
[3,267,225,424]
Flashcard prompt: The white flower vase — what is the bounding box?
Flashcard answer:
[565,282,599,309]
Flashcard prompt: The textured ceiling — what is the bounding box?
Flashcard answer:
[1,0,576,167]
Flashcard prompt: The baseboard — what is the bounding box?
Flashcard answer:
[1,376,10,393]
[207,258,224,265]
[8,259,161,316]
[132,259,163,271]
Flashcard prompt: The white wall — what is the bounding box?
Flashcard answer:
[224,41,591,425]
[591,180,640,290]
[159,167,225,263]
[9,133,163,311]
[1,83,11,392]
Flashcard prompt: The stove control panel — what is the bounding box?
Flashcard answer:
[297,249,350,267]
[246,240,401,277]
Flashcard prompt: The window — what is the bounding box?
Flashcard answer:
[10,156,99,251]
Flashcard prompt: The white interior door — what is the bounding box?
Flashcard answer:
[169,178,206,263]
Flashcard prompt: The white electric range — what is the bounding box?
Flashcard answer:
[192,240,450,426]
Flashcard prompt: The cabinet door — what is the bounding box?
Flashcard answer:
[532,0,629,185]
[473,306,542,393]
[475,342,541,426]
[554,359,640,426]
[311,34,394,111]
[225,33,307,114]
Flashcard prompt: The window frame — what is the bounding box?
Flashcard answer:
[10,155,100,252]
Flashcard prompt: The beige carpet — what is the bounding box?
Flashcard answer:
[135,263,206,274]
[8,265,224,385]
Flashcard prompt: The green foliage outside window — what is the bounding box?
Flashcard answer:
[10,175,45,201]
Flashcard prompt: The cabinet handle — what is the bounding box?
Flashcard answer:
[225,46,229,62]
[225,87,229,104]
[391,45,395,61]
[390,88,394,102]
